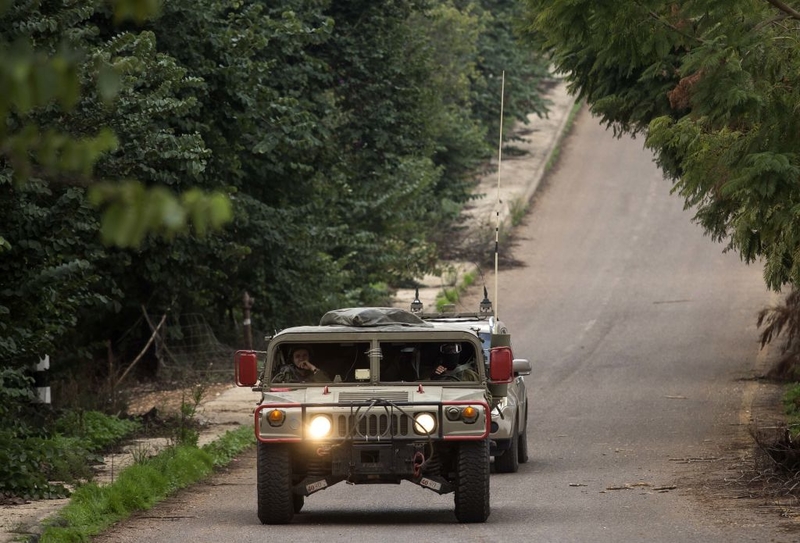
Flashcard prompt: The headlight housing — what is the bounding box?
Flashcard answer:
[308,415,332,439]
[445,405,481,424]
[266,409,285,427]
[413,412,437,435]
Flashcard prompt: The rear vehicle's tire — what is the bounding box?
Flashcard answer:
[454,440,490,523]
[293,493,305,513]
[494,417,519,473]
[257,442,294,524]
[518,404,529,464]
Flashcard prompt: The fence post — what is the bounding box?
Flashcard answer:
[34,354,51,404]
[242,291,254,350]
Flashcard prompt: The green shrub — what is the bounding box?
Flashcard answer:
[0,431,70,499]
[0,404,141,499]
[0,368,71,498]
[55,410,141,451]
[784,383,800,434]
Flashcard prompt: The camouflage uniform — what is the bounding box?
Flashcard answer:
[273,364,329,383]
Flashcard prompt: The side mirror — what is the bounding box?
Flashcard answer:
[234,350,259,387]
[489,346,513,384]
[513,358,532,376]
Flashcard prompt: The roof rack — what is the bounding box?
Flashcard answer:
[409,287,494,318]
[419,312,490,320]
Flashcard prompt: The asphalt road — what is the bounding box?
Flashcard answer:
[95,109,787,542]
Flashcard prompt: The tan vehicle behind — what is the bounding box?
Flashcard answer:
[419,311,532,473]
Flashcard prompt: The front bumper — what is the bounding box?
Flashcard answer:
[293,440,455,496]
[254,399,490,442]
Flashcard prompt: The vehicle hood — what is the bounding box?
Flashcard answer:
[261,385,487,405]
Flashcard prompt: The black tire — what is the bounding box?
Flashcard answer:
[518,404,529,464]
[454,440,490,523]
[494,417,519,473]
[293,493,305,513]
[257,442,294,524]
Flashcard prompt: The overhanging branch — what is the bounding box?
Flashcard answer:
[765,0,800,21]
[114,313,167,388]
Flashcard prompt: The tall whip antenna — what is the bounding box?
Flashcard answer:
[493,71,505,333]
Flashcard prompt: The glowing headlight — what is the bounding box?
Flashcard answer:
[308,415,332,439]
[414,412,437,435]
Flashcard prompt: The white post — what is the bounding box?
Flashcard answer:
[34,354,51,404]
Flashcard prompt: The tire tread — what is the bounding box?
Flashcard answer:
[454,440,490,523]
[257,442,294,524]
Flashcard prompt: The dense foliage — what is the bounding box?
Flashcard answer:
[2,0,550,366]
[522,0,800,292]
[0,0,550,498]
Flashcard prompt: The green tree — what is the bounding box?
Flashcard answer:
[0,0,231,252]
[471,0,550,144]
[2,0,553,371]
[150,0,351,328]
[0,1,230,365]
[522,0,800,291]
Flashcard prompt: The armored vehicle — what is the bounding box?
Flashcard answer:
[234,307,517,524]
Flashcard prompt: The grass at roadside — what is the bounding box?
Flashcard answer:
[783,383,800,435]
[544,99,583,174]
[37,426,254,543]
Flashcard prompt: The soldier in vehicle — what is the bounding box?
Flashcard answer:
[430,343,480,382]
[273,347,330,383]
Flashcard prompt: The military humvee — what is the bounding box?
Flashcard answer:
[234,307,516,524]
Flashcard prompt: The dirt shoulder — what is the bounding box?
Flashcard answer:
[685,355,800,535]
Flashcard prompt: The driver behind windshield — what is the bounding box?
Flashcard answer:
[273,347,330,383]
[430,343,479,381]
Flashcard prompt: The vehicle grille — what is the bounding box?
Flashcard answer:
[338,391,409,403]
[336,413,413,438]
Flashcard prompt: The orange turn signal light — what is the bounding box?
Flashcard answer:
[462,406,479,423]
[267,409,286,427]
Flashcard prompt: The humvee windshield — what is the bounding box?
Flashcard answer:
[269,340,480,383]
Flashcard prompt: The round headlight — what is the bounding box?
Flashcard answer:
[308,415,332,439]
[414,412,437,435]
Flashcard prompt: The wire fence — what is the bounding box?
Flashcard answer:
[152,313,238,380]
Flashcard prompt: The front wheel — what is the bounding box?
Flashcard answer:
[454,440,490,523]
[257,442,294,524]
